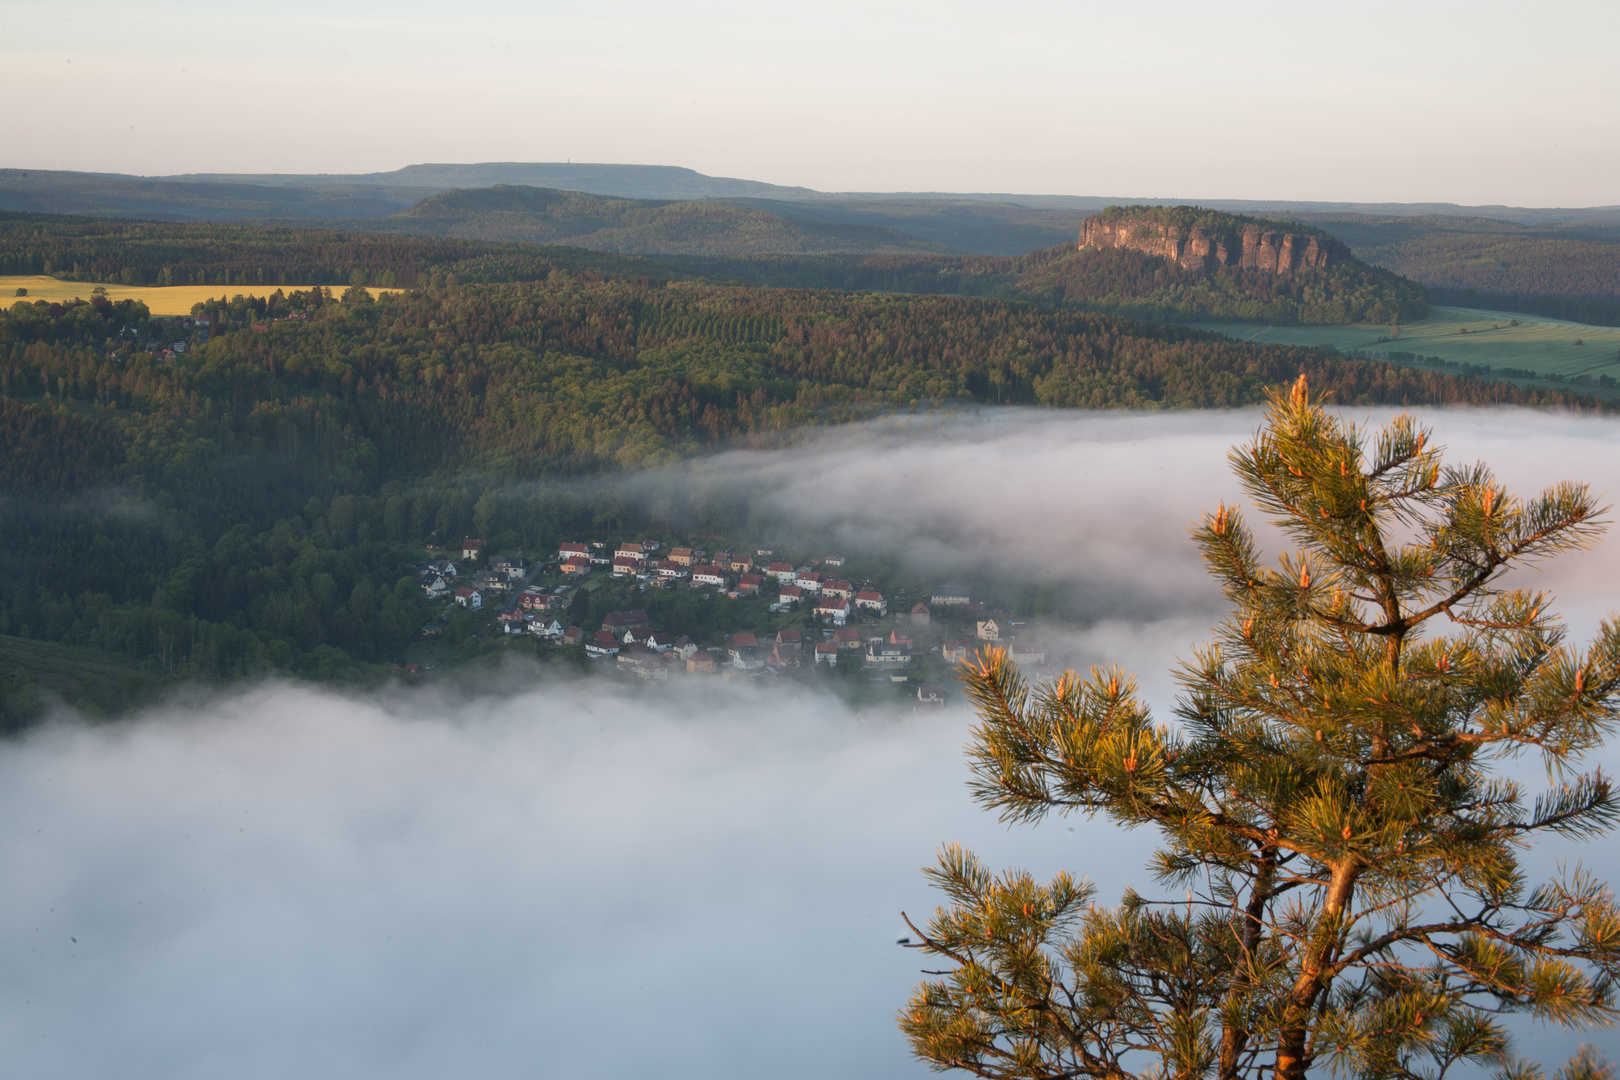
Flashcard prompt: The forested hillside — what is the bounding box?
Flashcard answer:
[0,272,1592,709]
[380,185,950,255]
[1309,214,1620,324]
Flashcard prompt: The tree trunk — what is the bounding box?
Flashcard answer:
[1273,862,1357,1080]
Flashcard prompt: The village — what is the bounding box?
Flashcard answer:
[409,535,1058,709]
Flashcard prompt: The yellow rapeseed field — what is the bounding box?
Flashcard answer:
[0,276,399,316]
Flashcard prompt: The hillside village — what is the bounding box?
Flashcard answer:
[411,535,1057,708]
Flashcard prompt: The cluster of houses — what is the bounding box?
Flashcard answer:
[417,542,528,611]
[551,540,886,626]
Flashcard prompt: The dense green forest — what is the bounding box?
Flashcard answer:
[377,185,950,255]
[0,221,1604,724]
[3,209,1423,325]
[0,212,674,288]
[1309,214,1620,303]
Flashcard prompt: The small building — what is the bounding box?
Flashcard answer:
[528,617,564,639]
[557,542,590,562]
[420,575,450,599]
[815,595,850,624]
[864,640,913,669]
[1008,641,1047,666]
[769,642,800,667]
[890,628,913,647]
[586,630,621,657]
[518,586,552,611]
[672,635,698,660]
[854,590,887,616]
[611,555,641,577]
[833,627,862,650]
[737,573,764,596]
[668,547,696,566]
[727,632,759,661]
[917,683,946,707]
[976,619,1000,642]
[941,639,970,664]
[814,642,839,666]
[652,559,688,580]
[732,646,766,671]
[780,584,805,606]
[691,565,728,588]
[472,570,509,594]
[560,556,591,576]
[766,561,797,583]
[645,631,674,652]
[562,625,585,647]
[489,555,525,580]
[498,611,527,634]
[728,555,754,572]
[931,585,972,606]
[615,541,646,562]
[821,579,853,600]
[461,539,486,560]
[910,603,931,626]
[794,570,822,593]
[453,588,482,610]
[823,555,846,567]
[776,628,803,647]
[602,609,652,635]
[686,651,717,674]
[421,624,443,637]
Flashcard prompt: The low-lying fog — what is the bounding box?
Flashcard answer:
[5,407,1619,1077]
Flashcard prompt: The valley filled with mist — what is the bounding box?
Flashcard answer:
[6,406,1620,1076]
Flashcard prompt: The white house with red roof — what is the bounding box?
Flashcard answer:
[854,589,887,615]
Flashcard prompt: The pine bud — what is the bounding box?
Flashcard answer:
[1299,565,1311,589]
[1212,505,1228,535]
[1482,488,1495,517]
[1576,669,1586,693]
[1315,730,1323,741]
[1290,373,1308,408]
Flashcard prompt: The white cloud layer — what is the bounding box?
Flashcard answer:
[5,406,1620,1076]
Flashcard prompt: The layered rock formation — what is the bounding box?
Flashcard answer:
[1080,215,1334,275]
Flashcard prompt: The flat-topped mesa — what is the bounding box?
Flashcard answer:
[1079,212,1334,276]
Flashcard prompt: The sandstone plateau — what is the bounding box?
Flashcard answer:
[1079,215,1337,275]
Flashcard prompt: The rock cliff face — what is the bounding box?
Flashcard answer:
[1080,215,1334,275]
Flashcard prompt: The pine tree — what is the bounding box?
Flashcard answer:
[902,377,1620,1080]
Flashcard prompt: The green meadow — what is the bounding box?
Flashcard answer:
[1190,305,1620,387]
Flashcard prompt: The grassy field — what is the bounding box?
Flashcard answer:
[1190,305,1620,384]
[0,275,400,316]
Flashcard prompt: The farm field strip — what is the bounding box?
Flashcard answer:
[0,275,400,316]
[1190,306,1620,381]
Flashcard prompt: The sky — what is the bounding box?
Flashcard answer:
[5,406,1620,1078]
[1,0,1617,205]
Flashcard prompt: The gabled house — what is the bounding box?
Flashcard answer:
[671,635,698,660]
[471,570,509,594]
[653,559,688,579]
[941,639,970,664]
[686,651,717,674]
[854,590,887,615]
[668,547,696,566]
[527,617,564,639]
[815,595,850,624]
[766,561,797,583]
[420,575,450,599]
[498,611,527,634]
[558,542,589,562]
[691,565,727,588]
[586,630,621,657]
[775,628,804,647]
[814,642,839,666]
[645,631,674,652]
[611,555,641,576]
[823,555,846,567]
[890,628,913,647]
[489,555,525,580]
[461,539,486,560]
[562,625,586,647]
[518,586,552,611]
[915,683,946,711]
[1008,641,1046,666]
[737,573,763,596]
[833,627,862,650]
[615,541,646,563]
[727,633,758,660]
[910,603,931,626]
[769,642,800,667]
[794,570,822,593]
[779,584,805,606]
[728,555,754,572]
[976,619,1000,641]
[863,640,913,669]
[602,609,652,635]
[821,579,853,599]
[453,587,482,610]
[731,646,765,671]
[560,556,591,576]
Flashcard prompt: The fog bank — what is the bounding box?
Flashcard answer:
[7,406,1620,1076]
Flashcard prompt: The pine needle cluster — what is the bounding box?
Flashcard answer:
[902,378,1620,1080]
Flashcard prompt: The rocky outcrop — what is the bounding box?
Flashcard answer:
[1080,215,1333,275]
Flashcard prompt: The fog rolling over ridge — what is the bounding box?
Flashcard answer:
[5,408,1620,1077]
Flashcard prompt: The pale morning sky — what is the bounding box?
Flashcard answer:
[2,0,1616,206]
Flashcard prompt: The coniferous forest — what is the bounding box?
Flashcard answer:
[0,220,1603,725]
